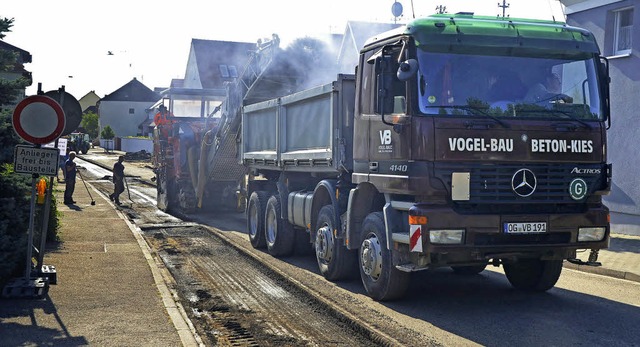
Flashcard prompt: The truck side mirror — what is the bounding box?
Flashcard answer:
[598,57,611,128]
[397,59,418,81]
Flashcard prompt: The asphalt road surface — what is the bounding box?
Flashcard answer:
[77,157,640,346]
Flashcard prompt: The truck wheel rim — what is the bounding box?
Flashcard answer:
[249,203,258,237]
[316,225,333,263]
[361,234,382,280]
[266,209,276,243]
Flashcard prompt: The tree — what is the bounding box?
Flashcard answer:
[101,125,115,139]
[0,17,30,107]
[81,111,99,139]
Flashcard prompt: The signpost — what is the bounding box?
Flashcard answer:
[2,90,68,298]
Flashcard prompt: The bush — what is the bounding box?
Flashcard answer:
[101,125,115,140]
[0,164,31,286]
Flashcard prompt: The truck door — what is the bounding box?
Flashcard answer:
[367,46,412,192]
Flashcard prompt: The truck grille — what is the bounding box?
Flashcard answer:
[434,163,606,205]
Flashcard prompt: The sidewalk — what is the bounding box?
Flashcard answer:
[0,163,200,346]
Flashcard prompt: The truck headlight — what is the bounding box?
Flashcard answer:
[578,227,606,242]
[429,229,465,244]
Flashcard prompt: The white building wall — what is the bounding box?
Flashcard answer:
[98,100,152,138]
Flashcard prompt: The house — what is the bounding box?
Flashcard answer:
[0,40,32,104]
[98,78,160,141]
[182,39,255,90]
[78,90,100,114]
[560,0,639,234]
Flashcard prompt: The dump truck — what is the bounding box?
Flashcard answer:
[155,13,612,301]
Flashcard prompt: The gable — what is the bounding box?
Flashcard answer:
[101,78,161,102]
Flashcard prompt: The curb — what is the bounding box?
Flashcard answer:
[563,262,640,283]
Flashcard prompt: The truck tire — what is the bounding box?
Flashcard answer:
[247,191,268,248]
[503,258,563,292]
[314,205,357,281]
[451,264,487,275]
[265,194,295,257]
[359,212,410,301]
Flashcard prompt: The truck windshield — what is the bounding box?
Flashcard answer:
[416,51,603,121]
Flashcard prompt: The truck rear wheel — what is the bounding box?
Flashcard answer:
[359,212,410,301]
[315,205,357,281]
[265,194,295,257]
[503,258,563,292]
[247,191,268,248]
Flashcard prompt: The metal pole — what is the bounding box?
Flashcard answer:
[24,174,38,278]
[37,149,58,269]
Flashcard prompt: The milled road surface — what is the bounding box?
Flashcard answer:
[142,225,377,346]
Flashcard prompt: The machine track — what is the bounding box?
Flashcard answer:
[141,225,377,347]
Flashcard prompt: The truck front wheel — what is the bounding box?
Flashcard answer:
[315,205,357,281]
[265,194,295,257]
[247,191,268,248]
[359,212,410,301]
[503,258,563,292]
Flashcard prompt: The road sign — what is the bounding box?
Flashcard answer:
[44,138,68,156]
[43,90,82,136]
[12,95,66,145]
[13,145,60,176]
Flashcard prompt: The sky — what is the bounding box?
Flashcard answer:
[2,0,566,100]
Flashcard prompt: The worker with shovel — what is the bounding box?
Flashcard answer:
[63,151,77,204]
[109,156,125,205]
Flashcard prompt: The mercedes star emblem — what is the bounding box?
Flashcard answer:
[512,168,537,197]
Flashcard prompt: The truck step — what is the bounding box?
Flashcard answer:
[392,232,410,244]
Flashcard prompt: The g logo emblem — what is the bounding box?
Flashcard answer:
[569,178,587,200]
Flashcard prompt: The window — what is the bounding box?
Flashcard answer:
[614,8,633,55]
[129,108,134,114]
[228,65,238,78]
[219,65,229,78]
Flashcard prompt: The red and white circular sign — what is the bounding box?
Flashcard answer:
[12,95,66,144]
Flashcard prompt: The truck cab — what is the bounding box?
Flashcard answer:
[348,14,611,299]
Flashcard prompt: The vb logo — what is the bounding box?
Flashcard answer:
[379,130,392,145]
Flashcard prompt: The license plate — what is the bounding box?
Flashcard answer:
[504,222,547,234]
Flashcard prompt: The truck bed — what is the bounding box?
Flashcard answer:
[241,74,355,174]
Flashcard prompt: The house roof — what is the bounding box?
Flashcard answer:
[100,78,160,102]
[0,40,32,65]
[190,39,256,89]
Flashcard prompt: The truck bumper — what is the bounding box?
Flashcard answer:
[403,204,610,266]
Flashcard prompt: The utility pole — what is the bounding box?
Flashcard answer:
[498,0,510,18]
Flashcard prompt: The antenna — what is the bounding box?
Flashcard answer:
[498,0,510,18]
